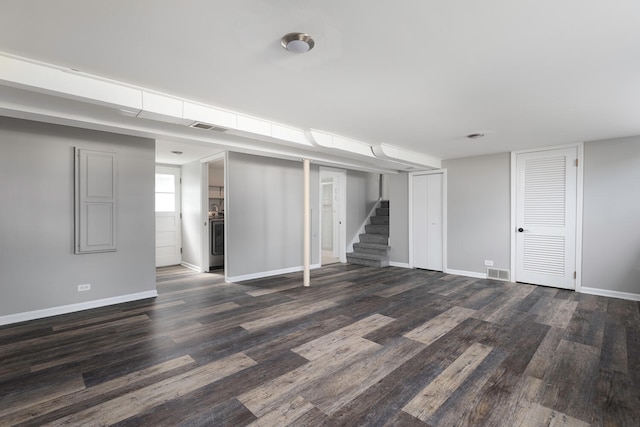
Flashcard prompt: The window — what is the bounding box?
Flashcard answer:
[155,173,176,212]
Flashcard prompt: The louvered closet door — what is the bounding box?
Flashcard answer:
[516,147,577,289]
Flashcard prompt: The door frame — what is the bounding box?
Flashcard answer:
[510,143,584,291]
[408,169,447,270]
[200,151,226,277]
[318,166,347,264]
[155,165,182,267]
[320,181,340,258]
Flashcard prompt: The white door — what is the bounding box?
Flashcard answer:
[321,181,335,252]
[515,147,577,289]
[412,172,443,271]
[155,166,181,267]
[319,167,347,264]
[329,181,341,259]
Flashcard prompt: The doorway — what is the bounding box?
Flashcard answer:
[319,167,347,265]
[410,170,446,271]
[511,145,582,290]
[155,165,181,267]
[203,155,226,274]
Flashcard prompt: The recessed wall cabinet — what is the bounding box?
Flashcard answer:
[74,148,118,253]
[208,186,224,199]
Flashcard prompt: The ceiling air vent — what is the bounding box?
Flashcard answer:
[189,122,227,132]
[487,268,510,281]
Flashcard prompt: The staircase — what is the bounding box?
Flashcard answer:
[346,200,390,267]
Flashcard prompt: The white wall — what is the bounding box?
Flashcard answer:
[0,117,156,321]
[180,159,203,269]
[582,136,640,295]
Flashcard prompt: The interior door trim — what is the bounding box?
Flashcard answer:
[318,166,347,264]
[155,165,182,267]
[200,151,226,277]
[510,143,584,291]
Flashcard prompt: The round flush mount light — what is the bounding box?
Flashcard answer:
[466,133,485,140]
[281,32,315,54]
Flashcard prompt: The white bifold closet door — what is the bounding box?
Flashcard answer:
[412,173,443,271]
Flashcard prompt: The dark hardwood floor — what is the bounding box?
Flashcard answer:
[0,264,638,426]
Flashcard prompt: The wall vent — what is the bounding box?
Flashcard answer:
[189,122,227,132]
[487,268,510,281]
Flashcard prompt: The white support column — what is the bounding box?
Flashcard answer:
[303,158,311,287]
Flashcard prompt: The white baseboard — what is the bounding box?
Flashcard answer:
[445,269,487,279]
[0,290,159,326]
[227,263,322,283]
[180,261,201,272]
[389,261,410,268]
[580,287,640,302]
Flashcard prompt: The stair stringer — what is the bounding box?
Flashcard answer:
[347,198,383,252]
[347,200,390,268]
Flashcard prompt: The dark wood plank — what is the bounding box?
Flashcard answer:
[383,410,432,427]
[0,264,637,426]
[426,348,506,426]
[537,339,601,423]
[108,351,310,427]
[564,306,606,348]
[594,369,640,426]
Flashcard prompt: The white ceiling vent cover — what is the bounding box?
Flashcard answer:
[189,122,227,132]
[487,268,510,281]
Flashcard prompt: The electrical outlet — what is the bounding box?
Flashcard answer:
[77,284,91,292]
[484,260,494,267]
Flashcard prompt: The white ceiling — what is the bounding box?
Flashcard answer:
[1,0,639,163]
[155,139,223,166]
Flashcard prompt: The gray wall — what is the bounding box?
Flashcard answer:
[346,170,380,248]
[0,117,156,317]
[387,158,511,272]
[582,136,640,294]
[436,143,640,297]
[442,153,511,273]
[226,152,320,278]
[181,159,203,268]
[388,172,409,264]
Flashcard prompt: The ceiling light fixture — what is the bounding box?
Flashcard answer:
[281,32,315,54]
[466,133,485,140]
[170,150,183,155]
